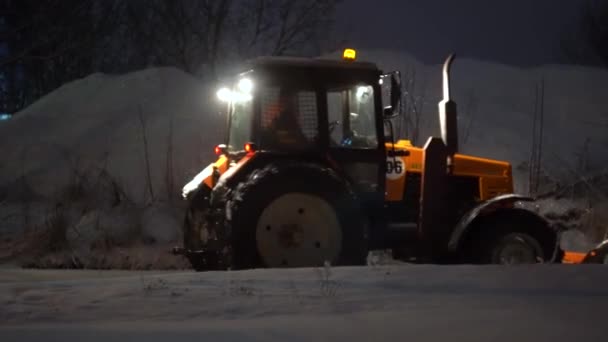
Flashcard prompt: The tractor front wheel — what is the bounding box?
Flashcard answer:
[486,232,544,264]
[182,187,221,271]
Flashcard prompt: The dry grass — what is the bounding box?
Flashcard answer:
[3,151,187,270]
[19,243,190,270]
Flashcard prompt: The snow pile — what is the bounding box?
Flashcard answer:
[0,67,224,204]
[0,67,225,266]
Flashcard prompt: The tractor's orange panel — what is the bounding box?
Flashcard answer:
[452,154,511,178]
[217,153,254,184]
[453,153,513,200]
[385,141,423,202]
[202,155,229,188]
[562,251,586,264]
[479,176,513,200]
[383,144,513,202]
[385,168,406,201]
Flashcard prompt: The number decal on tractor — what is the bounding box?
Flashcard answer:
[386,157,405,180]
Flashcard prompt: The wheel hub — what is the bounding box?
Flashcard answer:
[499,244,535,264]
[277,223,304,248]
[256,193,342,268]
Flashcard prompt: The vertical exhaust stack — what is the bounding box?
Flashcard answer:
[438,54,458,169]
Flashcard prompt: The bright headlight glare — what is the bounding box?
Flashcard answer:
[238,78,253,93]
[217,87,232,102]
[216,84,253,103]
[237,93,253,102]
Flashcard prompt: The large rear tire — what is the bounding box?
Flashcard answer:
[227,162,368,270]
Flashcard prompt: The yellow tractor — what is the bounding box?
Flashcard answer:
[174,49,567,270]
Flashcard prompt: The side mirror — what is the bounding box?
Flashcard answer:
[381,71,402,118]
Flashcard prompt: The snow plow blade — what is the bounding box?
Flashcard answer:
[562,240,608,264]
[562,251,587,264]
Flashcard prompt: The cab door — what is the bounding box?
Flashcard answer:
[324,84,385,209]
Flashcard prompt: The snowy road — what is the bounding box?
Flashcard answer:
[1,265,607,341]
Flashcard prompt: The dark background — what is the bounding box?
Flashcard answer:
[335,0,586,66]
[0,0,606,114]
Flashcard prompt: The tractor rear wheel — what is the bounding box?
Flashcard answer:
[227,162,367,270]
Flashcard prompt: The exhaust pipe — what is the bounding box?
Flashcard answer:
[439,54,458,167]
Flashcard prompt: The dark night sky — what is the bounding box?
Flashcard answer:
[335,0,586,66]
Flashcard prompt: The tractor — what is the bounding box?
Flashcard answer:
[174,49,565,271]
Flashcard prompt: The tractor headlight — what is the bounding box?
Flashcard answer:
[238,78,253,93]
[216,78,254,103]
[216,87,233,102]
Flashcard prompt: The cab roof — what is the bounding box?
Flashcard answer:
[247,56,380,72]
[242,56,381,85]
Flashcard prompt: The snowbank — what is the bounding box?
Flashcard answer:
[0,67,224,204]
[0,67,227,263]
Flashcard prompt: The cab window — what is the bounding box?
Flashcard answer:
[327,85,377,149]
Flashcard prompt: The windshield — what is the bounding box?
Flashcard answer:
[349,85,376,142]
[226,81,254,152]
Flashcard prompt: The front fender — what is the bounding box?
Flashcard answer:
[447,194,536,252]
[182,155,229,199]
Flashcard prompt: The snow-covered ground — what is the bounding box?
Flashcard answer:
[1,265,607,341]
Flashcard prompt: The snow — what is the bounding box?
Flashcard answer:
[0,68,224,204]
[0,265,607,340]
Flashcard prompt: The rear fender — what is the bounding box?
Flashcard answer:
[209,152,341,210]
[448,194,562,262]
[447,194,536,251]
[216,152,333,190]
[182,155,229,200]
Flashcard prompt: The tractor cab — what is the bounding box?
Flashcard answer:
[213,51,401,204]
